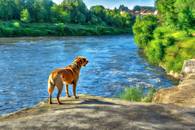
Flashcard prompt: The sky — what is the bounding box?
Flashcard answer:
[53,0,155,9]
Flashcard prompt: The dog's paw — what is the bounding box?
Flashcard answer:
[75,96,79,99]
[66,95,71,98]
[58,102,63,105]
[48,102,53,104]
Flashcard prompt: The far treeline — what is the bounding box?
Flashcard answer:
[133,0,195,74]
[0,0,145,36]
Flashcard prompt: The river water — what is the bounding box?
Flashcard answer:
[0,35,175,115]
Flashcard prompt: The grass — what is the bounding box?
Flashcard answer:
[0,21,132,37]
[119,87,157,102]
[161,37,195,72]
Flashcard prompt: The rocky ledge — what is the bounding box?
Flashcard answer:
[153,73,195,107]
[153,59,195,107]
[0,95,195,130]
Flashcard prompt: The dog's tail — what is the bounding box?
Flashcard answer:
[48,74,55,95]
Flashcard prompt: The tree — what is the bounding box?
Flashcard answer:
[51,4,71,23]
[20,9,31,22]
[25,0,53,22]
[133,5,141,11]
[90,5,106,21]
[155,0,177,27]
[119,5,129,12]
[133,5,155,11]
[0,0,19,20]
[60,0,88,24]
[175,0,195,29]
[133,15,158,48]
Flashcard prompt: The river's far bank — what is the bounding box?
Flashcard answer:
[0,94,195,130]
[0,22,132,37]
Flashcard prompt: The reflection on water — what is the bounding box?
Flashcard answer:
[0,35,175,115]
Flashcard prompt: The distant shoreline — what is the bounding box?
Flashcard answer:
[0,21,132,37]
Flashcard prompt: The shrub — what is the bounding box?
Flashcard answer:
[146,40,164,64]
[119,86,157,102]
[119,87,143,102]
[141,87,157,102]
[133,15,158,48]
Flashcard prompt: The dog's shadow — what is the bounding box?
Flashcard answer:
[51,98,120,111]
[79,99,116,105]
[50,98,118,106]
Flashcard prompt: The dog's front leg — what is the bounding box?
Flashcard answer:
[65,84,71,97]
[73,83,79,99]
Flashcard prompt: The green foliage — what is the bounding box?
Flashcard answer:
[133,0,195,73]
[156,0,195,30]
[0,21,131,37]
[119,87,157,102]
[133,15,158,48]
[20,9,31,23]
[133,5,155,11]
[59,0,88,24]
[0,0,134,37]
[156,0,177,27]
[145,40,164,64]
[141,88,157,102]
[162,37,195,72]
[119,5,129,12]
[174,0,195,29]
[119,87,143,102]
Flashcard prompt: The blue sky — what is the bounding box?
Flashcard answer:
[53,0,155,9]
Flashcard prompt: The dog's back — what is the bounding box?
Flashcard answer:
[48,68,75,93]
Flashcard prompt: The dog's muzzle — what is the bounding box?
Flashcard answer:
[84,60,88,66]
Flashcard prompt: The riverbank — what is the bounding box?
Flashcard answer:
[0,21,131,37]
[0,94,195,130]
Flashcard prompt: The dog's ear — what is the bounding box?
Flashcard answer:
[75,57,82,66]
[76,56,81,59]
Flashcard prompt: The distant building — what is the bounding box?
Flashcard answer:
[130,6,156,16]
[129,9,156,16]
[140,10,155,15]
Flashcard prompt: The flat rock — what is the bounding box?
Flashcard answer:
[153,73,195,107]
[0,95,195,130]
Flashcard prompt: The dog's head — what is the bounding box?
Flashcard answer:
[75,56,88,67]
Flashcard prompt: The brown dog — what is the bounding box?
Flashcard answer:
[48,56,88,104]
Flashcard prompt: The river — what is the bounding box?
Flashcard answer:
[0,35,176,115]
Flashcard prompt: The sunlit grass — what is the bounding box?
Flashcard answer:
[119,86,157,102]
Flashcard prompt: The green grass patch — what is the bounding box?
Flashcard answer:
[119,87,157,102]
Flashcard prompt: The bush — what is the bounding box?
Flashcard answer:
[119,86,157,102]
[141,87,157,102]
[145,40,164,64]
[133,15,158,48]
[119,87,143,102]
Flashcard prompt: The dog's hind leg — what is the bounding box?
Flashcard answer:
[73,83,79,99]
[65,84,71,97]
[48,80,55,104]
[56,82,63,105]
